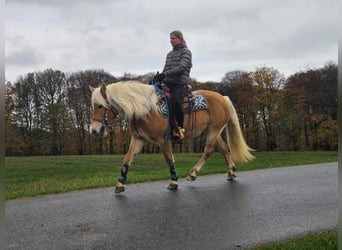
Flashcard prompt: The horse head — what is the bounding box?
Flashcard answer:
[89,84,120,137]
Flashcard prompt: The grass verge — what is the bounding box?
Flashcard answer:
[247,230,337,250]
[5,151,337,200]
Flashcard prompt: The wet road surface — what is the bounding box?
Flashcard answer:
[6,162,337,250]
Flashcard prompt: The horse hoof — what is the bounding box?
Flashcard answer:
[115,182,126,194]
[168,180,178,190]
[227,171,237,181]
[185,175,197,181]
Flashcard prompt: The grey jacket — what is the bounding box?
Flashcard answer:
[162,45,192,86]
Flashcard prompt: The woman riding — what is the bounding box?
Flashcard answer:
[153,30,192,142]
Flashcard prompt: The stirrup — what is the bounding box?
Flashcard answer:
[172,127,185,142]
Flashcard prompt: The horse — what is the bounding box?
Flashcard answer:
[89,81,254,194]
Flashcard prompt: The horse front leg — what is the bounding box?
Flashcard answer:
[160,143,179,190]
[115,137,146,194]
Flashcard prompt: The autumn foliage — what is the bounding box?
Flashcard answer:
[5,63,338,156]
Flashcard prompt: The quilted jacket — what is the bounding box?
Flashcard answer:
[162,45,192,86]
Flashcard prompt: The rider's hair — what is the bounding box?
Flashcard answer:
[170,30,186,45]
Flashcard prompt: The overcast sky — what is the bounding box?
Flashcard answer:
[5,0,338,83]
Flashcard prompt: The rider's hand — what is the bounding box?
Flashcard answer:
[153,72,165,82]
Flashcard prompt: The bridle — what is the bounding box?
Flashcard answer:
[92,93,125,127]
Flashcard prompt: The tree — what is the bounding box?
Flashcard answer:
[218,70,249,96]
[5,63,337,156]
[66,69,117,154]
[12,73,38,155]
[218,70,258,149]
[36,69,66,105]
[316,62,337,119]
[41,102,71,155]
[252,67,285,151]
[35,69,69,154]
[5,82,20,155]
[284,63,338,150]
[315,116,337,150]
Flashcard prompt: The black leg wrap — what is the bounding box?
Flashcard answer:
[118,164,129,183]
[169,164,179,181]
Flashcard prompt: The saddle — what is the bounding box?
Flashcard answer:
[154,83,208,117]
[153,82,208,144]
[160,83,193,103]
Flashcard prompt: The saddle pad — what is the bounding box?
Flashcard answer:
[185,92,209,112]
[155,87,208,117]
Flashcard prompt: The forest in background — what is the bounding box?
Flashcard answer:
[4,62,338,156]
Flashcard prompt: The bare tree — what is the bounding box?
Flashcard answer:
[66,69,116,154]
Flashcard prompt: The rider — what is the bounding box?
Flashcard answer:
[153,30,192,142]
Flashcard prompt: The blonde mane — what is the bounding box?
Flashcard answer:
[104,81,160,120]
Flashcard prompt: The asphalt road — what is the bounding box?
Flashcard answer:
[6,162,337,250]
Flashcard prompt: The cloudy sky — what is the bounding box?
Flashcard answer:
[5,0,338,83]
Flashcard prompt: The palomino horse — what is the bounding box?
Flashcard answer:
[89,81,254,194]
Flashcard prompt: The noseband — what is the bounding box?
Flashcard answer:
[101,105,125,127]
[91,108,109,126]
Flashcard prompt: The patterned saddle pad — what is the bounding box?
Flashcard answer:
[155,87,208,117]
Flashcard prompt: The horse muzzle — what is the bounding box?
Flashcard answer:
[90,121,107,137]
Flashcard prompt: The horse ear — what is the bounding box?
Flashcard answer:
[100,84,107,99]
[89,85,95,93]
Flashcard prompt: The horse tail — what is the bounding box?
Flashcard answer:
[224,96,255,163]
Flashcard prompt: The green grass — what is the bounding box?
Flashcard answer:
[5,151,337,200]
[247,230,337,250]
[5,151,338,249]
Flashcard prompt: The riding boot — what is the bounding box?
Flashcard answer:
[172,127,185,142]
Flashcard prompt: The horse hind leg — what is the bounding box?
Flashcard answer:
[216,136,237,180]
[186,130,219,181]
